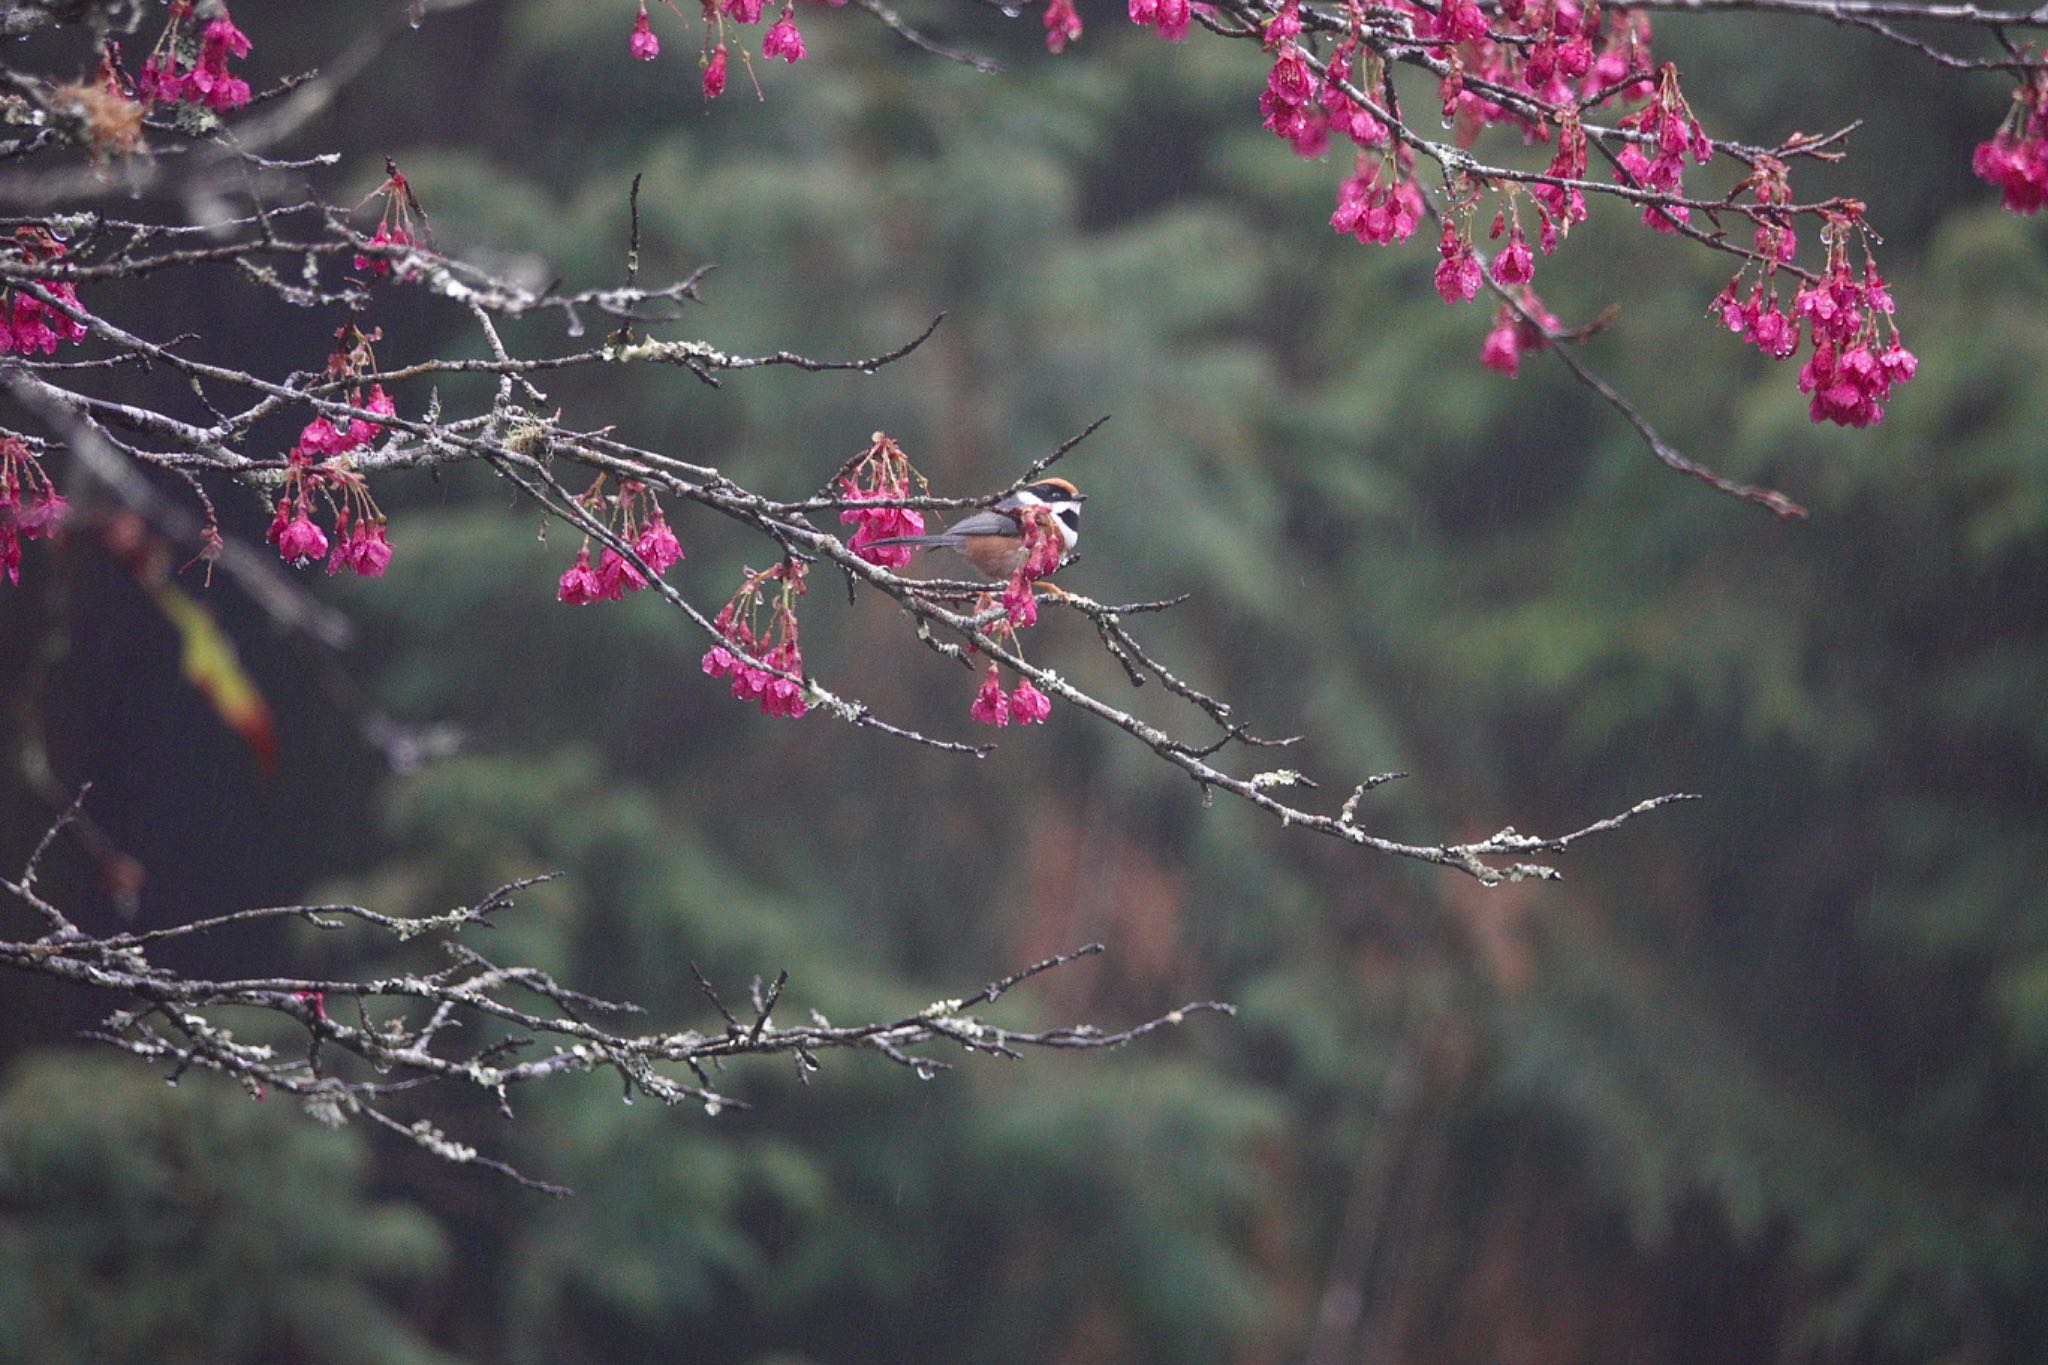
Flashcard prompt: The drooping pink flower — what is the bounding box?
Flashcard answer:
[1973,132,2048,213]
[1042,0,1082,50]
[1003,572,1039,628]
[557,547,601,604]
[1491,220,1535,285]
[276,512,328,565]
[635,515,684,574]
[1433,223,1481,304]
[1009,679,1051,724]
[345,520,392,577]
[1479,295,1556,377]
[13,488,66,539]
[594,546,646,600]
[630,5,661,59]
[1480,314,1522,375]
[353,223,413,276]
[1266,46,1315,108]
[763,8,807,60]
[970,666,1011,726]
[703,44,728,99]
[726,0,765,23]
[1331,159,1423,245]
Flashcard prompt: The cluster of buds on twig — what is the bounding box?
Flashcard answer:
[702,562,809,718]
[556,476,684,603]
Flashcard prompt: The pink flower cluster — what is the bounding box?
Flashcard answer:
[1332,154,1423,246]
[838,432,926,569]
[1974,74,2048,214]
[1128,0,1192,42]
[1430,0,1651,137]
[1613,65,1712,234]
[137,3,252,112]
[1260,31,1387,161]
[1,229,88,356]
[701,563,808,719]
[1,437,68,586]
[1713,212,1916,427]
[1792,259,1915,428]
[264,326,398,575]
[556,477,684,604]
[266,407,396,577]
[970,664,1052,727]
[998,504,1065,630]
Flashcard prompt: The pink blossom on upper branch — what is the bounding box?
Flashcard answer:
[135,2,253,112]
[704,44,728,99]
[1128,0,1191,43]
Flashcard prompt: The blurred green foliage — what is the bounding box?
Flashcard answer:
[2,0,2046,1361]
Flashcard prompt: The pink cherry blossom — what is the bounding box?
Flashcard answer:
[764,8,807,61]
[630,6,660,60]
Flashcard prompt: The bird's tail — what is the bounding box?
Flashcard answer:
[857,533,963,551]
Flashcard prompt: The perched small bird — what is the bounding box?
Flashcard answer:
[861,477,1086,579]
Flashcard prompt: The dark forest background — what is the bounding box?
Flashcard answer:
[3,2,2047,1361]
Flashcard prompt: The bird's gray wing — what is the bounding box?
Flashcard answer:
[937,508,1021,540]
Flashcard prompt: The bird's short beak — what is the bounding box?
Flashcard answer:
[1074,492,1089,502]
